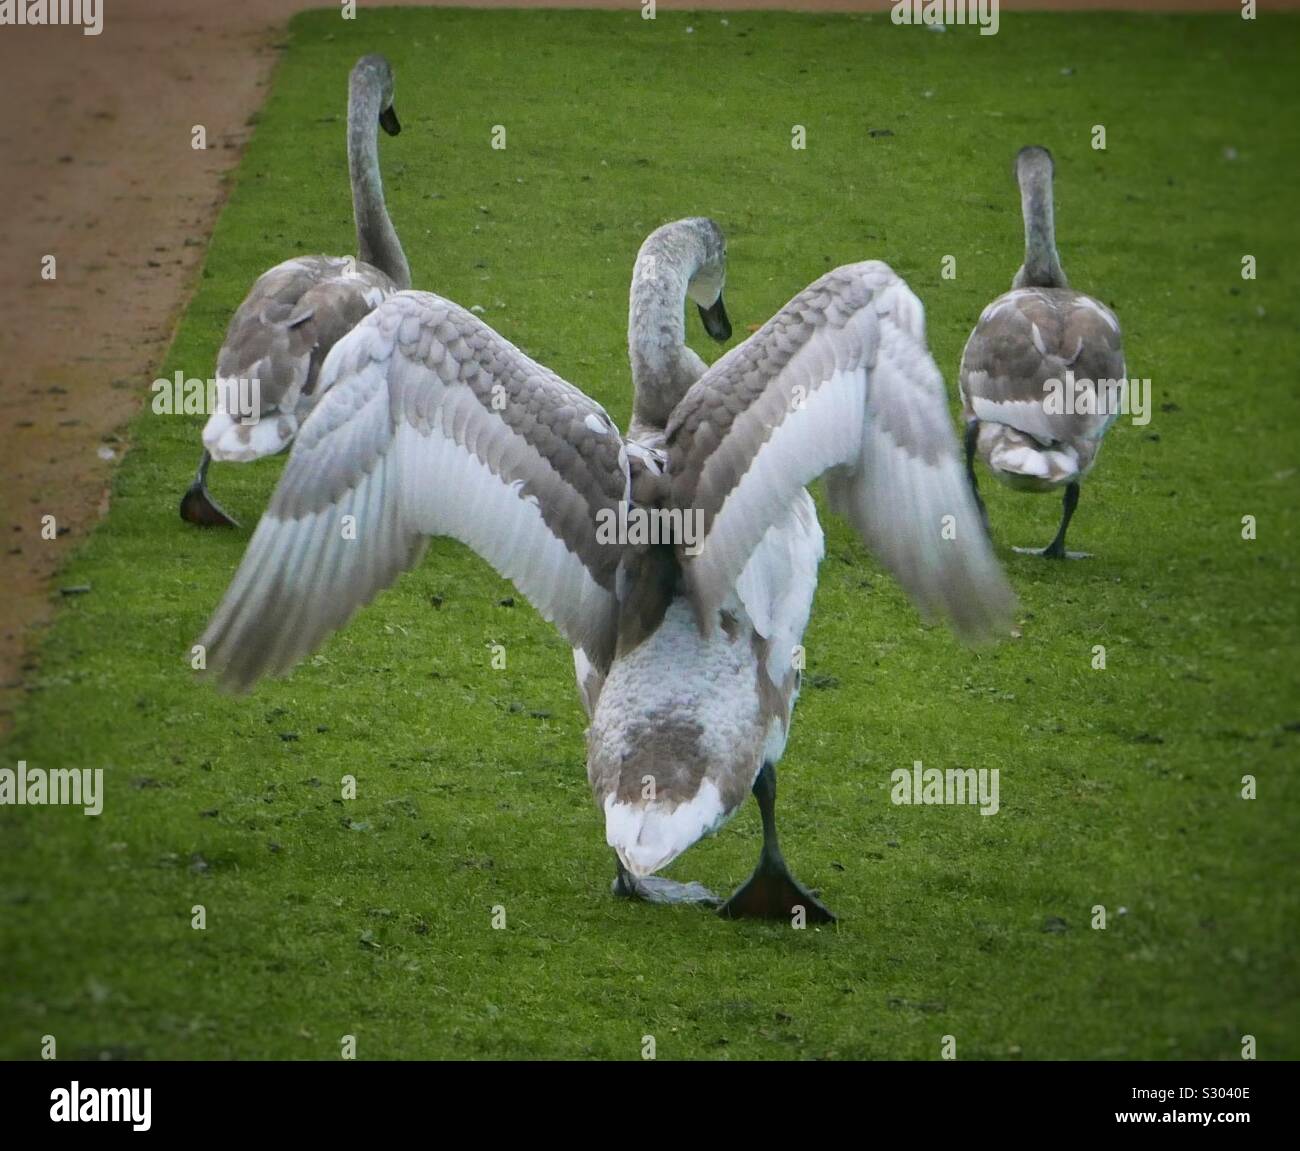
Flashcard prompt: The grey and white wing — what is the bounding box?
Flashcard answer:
[204,255,397,462]
[666,261,1014,643]
[199,290,628,691]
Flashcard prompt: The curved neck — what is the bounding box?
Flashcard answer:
[628,236,707,430]
[1015,162,1067,290]
[348,78,410,289]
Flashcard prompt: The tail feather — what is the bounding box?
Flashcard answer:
[603,782,728,878]
[202,402,296,463]
[985,425,1080,486]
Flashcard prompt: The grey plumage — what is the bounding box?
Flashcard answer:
[206,256,395,460]
[200,291,627,691]
[959,147,1126,516]
[960,286,1123,468]
[200,259,1013,692]
[669,261,1013,641]
[183,55,409,525]
[628,217,728,436]
[197,251,1015,919]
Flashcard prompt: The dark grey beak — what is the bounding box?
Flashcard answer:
[698,295,731,342]
[379,105,401,136]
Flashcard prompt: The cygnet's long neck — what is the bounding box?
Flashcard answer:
[348,74,410,289]
[1014,149,1067,290]
[628,232,709,433]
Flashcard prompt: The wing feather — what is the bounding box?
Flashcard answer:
[667,262,1013,642]
[200,291,626,691]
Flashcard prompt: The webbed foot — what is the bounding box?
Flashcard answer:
[718,853,836,923]
[612,866,721,908]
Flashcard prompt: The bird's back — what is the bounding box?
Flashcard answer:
[960,286,1125,447]
[205,256,396,462]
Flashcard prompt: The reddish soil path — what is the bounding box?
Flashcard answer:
[0,0,1279,729]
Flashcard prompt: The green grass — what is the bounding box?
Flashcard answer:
[2,8,1297,1061]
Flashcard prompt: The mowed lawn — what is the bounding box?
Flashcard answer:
[2,9,1297,1060]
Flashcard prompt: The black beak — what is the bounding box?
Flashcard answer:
[698,295,731,342]
[379,105,401,136]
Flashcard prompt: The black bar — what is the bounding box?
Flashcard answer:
[0,1058,1284,1137]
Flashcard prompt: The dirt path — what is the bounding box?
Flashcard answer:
[0,0,1270,731]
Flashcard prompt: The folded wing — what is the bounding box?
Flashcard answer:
[960,287,1126,446]
[666,261,1014,642]
[200,290,628,691]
